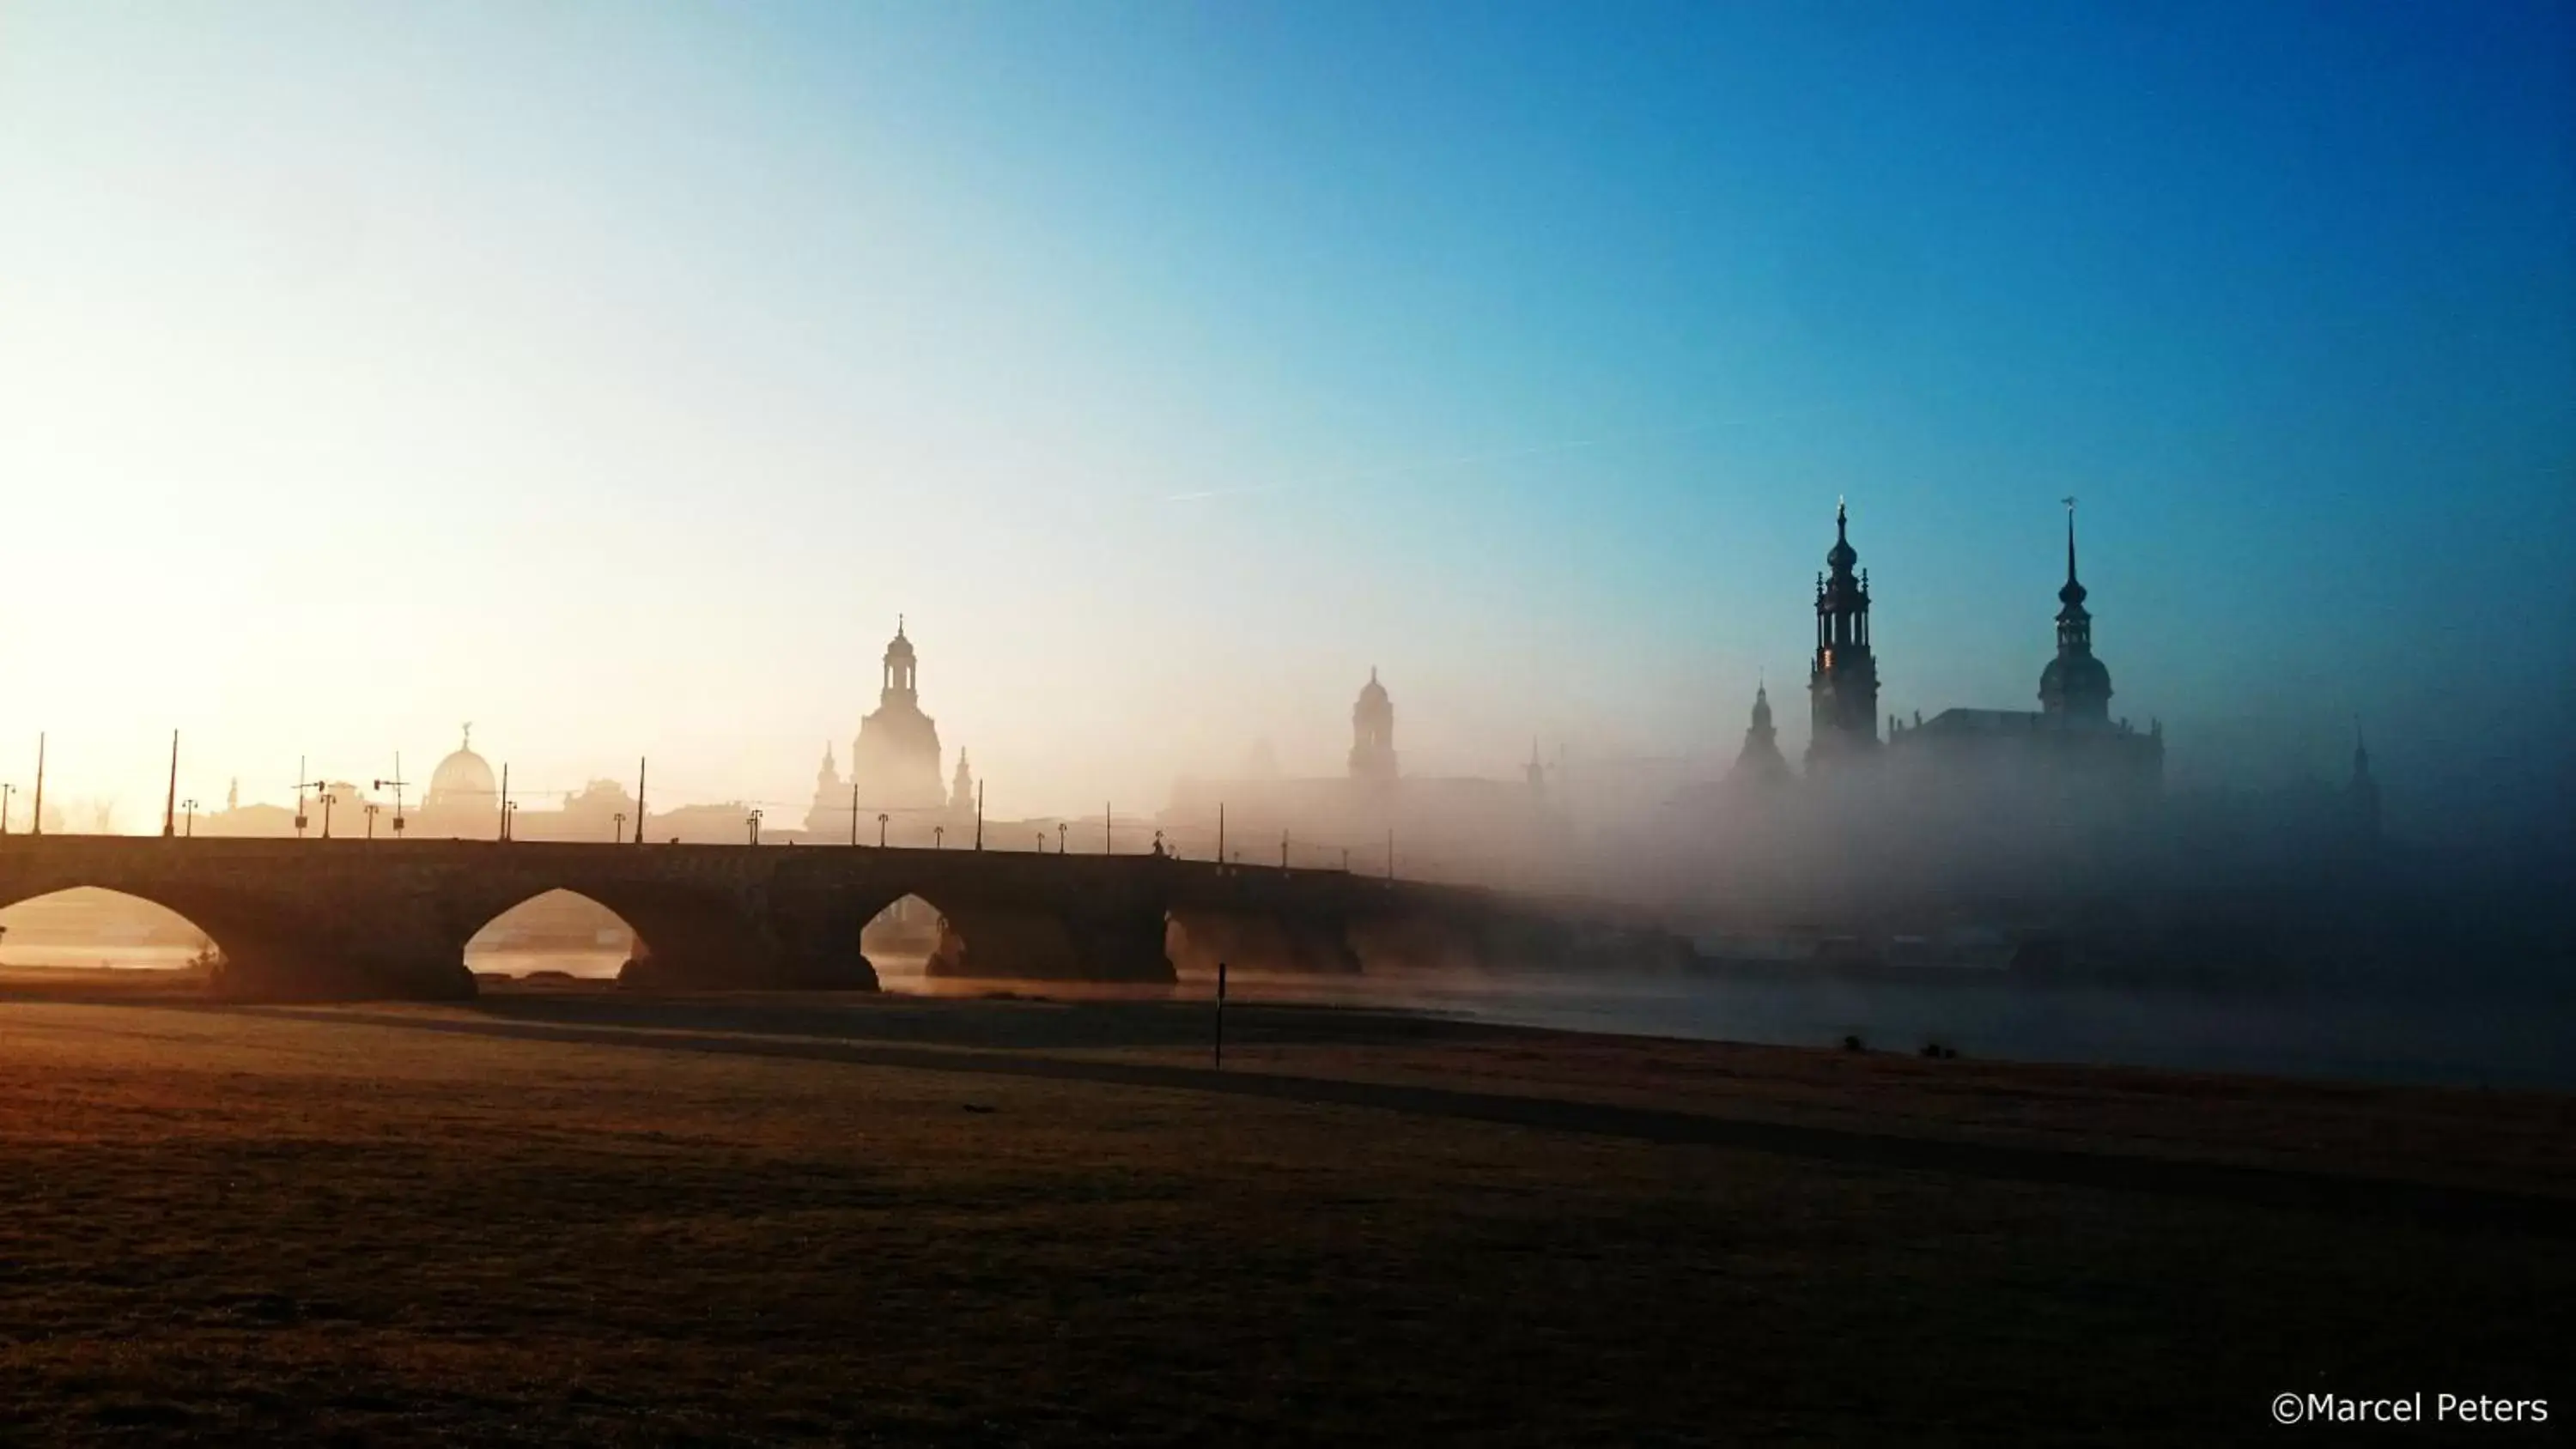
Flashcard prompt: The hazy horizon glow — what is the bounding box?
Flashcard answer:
[3,2,2570,836]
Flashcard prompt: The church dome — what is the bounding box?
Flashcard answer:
[1357,666,1388,705]
[427,731,496,802]
[884,616,915,662]
[2039,652,2112,704]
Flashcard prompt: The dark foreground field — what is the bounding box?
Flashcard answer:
[2,977,2568,1446]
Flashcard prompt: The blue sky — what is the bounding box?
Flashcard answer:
[1,1,2569,831]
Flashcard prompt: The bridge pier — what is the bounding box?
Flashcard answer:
[927,901,1174,983]
[1167,907,1360,976]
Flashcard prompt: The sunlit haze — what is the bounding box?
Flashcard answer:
[3,2,2570,834]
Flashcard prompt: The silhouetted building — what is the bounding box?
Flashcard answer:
[1887,502,2162,793]
[1350,668,1397,785]
[416,725,499,835]
[2039,502,2114,722]
[1166,667,1570,886]
[850,617,950,816]
[1728,683,1793,788]
[1807,501,1880,770]
[805,743,846,836]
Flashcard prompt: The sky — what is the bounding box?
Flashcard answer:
[1,0,2570,834]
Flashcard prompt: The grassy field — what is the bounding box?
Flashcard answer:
[1,979,2568,1445]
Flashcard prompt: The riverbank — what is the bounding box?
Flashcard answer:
[1,984,2567,1443]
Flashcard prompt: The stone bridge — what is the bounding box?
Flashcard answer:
[0,836,1686,1000]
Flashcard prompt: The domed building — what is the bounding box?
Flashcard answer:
[1886,501,2161,793]
[416,725,501,836]
[835,619,956,835]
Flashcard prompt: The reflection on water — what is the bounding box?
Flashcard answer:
[1183,968,2576,1091]
[885,963,2576,1091]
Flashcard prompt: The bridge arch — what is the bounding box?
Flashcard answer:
[462,888,638,983]
[847,879,1170,985]
[0,885,228,975]
[458,879,767,991]
[848,886,989,983]
[0,877,359,997]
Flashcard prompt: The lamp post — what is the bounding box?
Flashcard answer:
[1056,822,1068,854]
[933,825,945,850]
[878,812,889,848]
[747,809,762,846]
[364,802,381,840]
[1036,831,1045,853]
[2,782,15,834]
[503,800,519,840]
[318,791,338,840]
[374,755,408,839]
[612,811,626,843]
[849,780,860,846]
[161,729,179,838]
[180,798,197,839]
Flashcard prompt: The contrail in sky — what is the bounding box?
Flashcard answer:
[1159,406,1836,503]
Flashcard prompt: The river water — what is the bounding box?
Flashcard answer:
[9,936,2565,1092]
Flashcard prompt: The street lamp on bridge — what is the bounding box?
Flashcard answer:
[364,802,381,840]
[181,798,197,839]
[746,809,762,846]
[2,782,15,835]
[613,811,626,843]
[1057,822,1068,854]
[933,825,945,850]
[878,812,890,848]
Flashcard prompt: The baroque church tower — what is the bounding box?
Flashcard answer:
[851,616,950,815]
[1349,668,1397,785]
[1730,681,1793,787]
[1807,501,1880,768]
[2038,499,2114,724]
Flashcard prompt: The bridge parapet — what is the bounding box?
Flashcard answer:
[0,836,1681,997]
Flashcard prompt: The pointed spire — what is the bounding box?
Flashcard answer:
[2058,496,2088,609]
